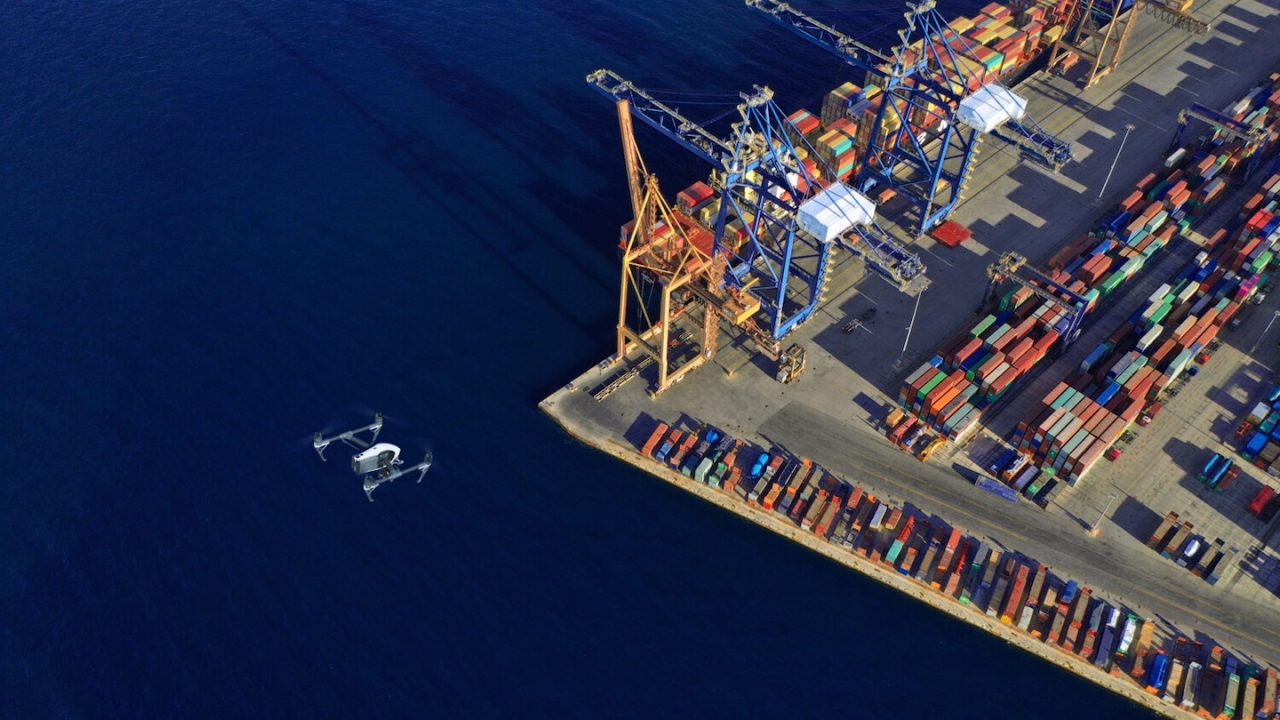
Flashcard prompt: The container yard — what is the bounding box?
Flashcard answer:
[544,0,1280,714]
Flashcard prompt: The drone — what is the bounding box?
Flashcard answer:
[313,413,432,501]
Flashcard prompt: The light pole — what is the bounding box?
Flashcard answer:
[1096,123,1136,204]
[1250,310,1280,354]
[894,287,924,368]
[1089,492,1119,536]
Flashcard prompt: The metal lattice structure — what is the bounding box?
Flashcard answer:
[749,0,1072,239]
[589,69,924,353]
[1171,101,1268,177]
[1048,0,1208,89]
[984,252,1088,347]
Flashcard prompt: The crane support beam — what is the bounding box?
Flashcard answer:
[746,0,892,75]
[984,253,1089,347]
[588,69,740,171]
[748,0,1072,235]
[1051,0,1207,89]
[1178,102,1267,145]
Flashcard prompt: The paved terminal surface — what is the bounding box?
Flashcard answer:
[544,0,1280,697]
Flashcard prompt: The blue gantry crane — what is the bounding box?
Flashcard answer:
[1171,101,1269,178]
[747,0,1072,238]
[587,69,925,351]
[984,252,1088,348]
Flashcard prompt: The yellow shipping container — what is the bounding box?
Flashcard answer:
[1042,25,1063,44]
[950,17,975,33]
[991,23,1017,40]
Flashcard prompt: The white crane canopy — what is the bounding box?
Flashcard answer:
[957,84,1028,133]
[796,182,876,243]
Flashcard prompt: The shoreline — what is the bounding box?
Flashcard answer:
[541,389,1206,720]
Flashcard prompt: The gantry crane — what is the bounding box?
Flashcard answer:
[983,252,1088,347]
[1048,0,1209,89]
[748,0,1072,239]
[588,69,924,353]
[604,93,729,397]
[1170,101,1269,177]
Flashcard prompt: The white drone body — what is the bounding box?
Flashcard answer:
[314,413,432,501]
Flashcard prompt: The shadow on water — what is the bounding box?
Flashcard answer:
[231,2,616,352]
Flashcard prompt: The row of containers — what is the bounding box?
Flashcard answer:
[891,71,1280,488]
[623,0,1078,258]
[1008,72,1280,481]
[636,417,1279,717]
[1238,382,1280,473]
[1146,509,1231,586]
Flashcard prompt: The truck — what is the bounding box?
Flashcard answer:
[976,476,1020,503]
[1137,401,1163,426]
[1146,651,1170,694]
[1249,485,1277,516]
[1197,452,1225,483]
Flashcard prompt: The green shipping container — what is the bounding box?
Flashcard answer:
[1050,387,1078,410]
[1149,301,1172,325]
[917,371,947,400]
[971,314,997,338]
[1100,272,1126,295]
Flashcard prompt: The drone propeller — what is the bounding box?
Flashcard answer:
[351,402,406,428]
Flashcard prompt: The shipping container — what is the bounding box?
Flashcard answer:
[641,422,670,458]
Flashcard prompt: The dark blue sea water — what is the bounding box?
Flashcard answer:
[1,1,1156,716]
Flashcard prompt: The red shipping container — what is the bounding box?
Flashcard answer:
[1119,190,1144,212]
[989,368,1018,397]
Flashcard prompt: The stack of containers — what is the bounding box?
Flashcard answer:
[1010,204,1273,485]
[898,286,1071,443]
[813,119,860,182]
[893,75,1280,455]
[820,81,863,127]
[785,109,822,155]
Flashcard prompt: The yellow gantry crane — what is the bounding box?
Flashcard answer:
[613,99,742,396]
[1047,0,1209,89]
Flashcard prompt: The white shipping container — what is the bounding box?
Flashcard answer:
[1136,325,1162,352]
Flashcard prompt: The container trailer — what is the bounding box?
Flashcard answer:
[1001,562,1030,624]
[1180,661,1202,709]
[1248,485,1276,515]
[1241,676,1259,720]
[1147,651,1170,694]
[641,422,670,457]
[1223,672,1240,718]
[1147,511,1180,549]
[976,476,1020,502]
[1262,668,1277,716]
[987,558,1014,618]
[1162,660,1184,704]
[1115,614,1139,657]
